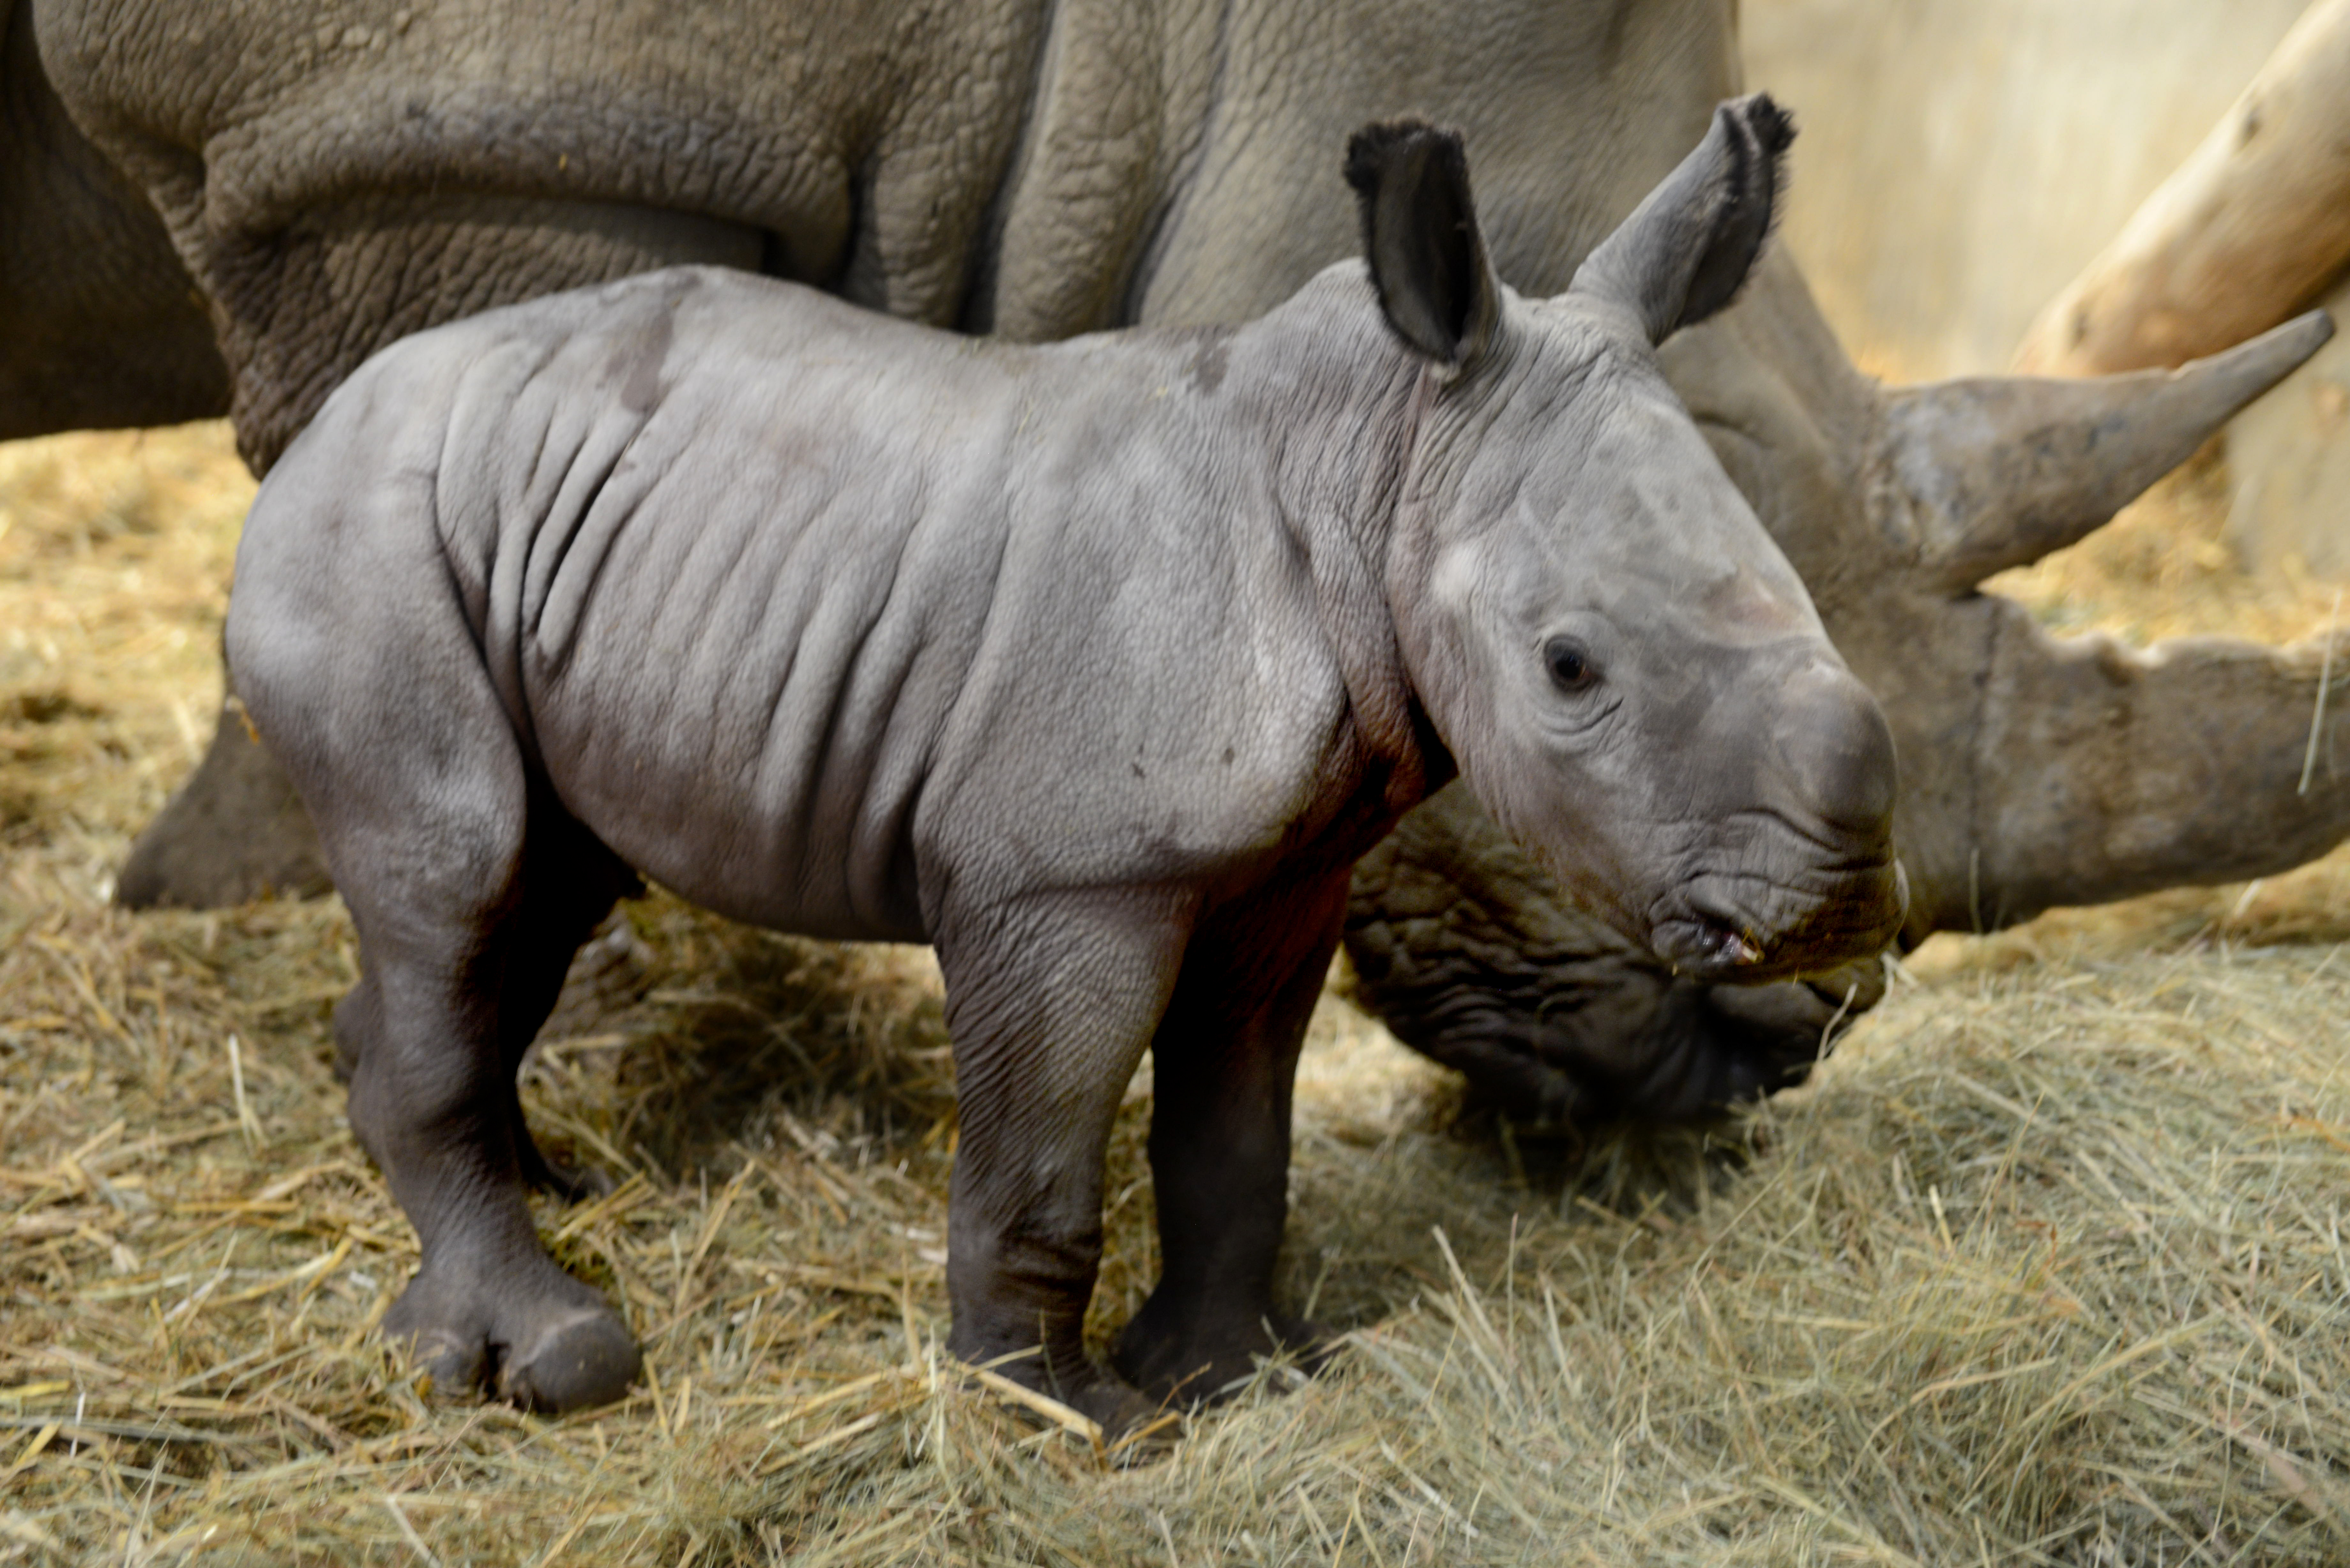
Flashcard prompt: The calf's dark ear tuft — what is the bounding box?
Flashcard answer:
[1345,120,1502,368]
[1570,93,1796,345]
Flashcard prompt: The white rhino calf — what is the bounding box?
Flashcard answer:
[227,99,1902,1428]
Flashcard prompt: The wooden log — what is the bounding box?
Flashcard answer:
[2013,0,2350,375]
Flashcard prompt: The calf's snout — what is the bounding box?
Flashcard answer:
[1643,654,1904,984]
[1770,660,1899,845]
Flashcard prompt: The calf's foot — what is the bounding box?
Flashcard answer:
[383,1255,640,1413]
[1080,1380,1172,1443]
[952,1340,1171,1443]
[1038,1365,1167,1440]
[1112,1301,1334,1406]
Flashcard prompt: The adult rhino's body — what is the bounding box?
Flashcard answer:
[15,0,2350,1118]
[33,0,1737,467]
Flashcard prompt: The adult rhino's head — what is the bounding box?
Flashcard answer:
[1346,190,2341,1129]
[1352,96,1905,984]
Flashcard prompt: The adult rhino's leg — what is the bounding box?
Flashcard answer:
[1344,783,1885,1126]
[115,686,331,908]
[9,0,254,908]
[1111,872,1347,1407]
[932,886,1194,1438]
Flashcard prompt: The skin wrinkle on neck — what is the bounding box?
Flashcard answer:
[1242,290,1432,812]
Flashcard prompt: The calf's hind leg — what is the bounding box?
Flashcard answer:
[333,821,643,1410]
[331,799,638,1203]
[267,665,639,1409]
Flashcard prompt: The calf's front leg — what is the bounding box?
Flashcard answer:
[933,886,1194,1435]
[1113,874,1347,1404]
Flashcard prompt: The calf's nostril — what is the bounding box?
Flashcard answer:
[1776,665,1899,838]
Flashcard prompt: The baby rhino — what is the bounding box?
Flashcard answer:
[230,96,1903,1430]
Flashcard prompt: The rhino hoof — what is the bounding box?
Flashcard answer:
[405,1329,490,1405]
[497,1309,643,1413]
[384,1266,639,1414]
[1112,1309,1333,1407]
[1070,1380,1177,1452]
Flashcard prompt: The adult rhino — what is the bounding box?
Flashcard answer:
[16,0,2348,1116]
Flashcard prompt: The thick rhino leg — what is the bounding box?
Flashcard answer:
[238,569,639,1411]
[1344,783,1884,1126]
[114,691,332,909]
[933,887,1193,1438]
[1112,872,1346,1405]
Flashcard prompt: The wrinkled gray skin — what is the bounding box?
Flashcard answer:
[0,0,222,434]
[20,0,2350,1119]
[225,104,1901,1421]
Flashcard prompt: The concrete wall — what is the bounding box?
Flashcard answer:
[1744,0,2312,380]
[2228,272,2350,577]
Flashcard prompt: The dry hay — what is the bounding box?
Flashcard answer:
[5,425,2350,1566]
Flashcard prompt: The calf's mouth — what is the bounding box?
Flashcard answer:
[1647,853,1908,984]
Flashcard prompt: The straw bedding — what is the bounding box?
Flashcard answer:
[4,425,2349,1565]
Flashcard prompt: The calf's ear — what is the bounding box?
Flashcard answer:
[1571,93,1794,345]
[1345,120,1501,370]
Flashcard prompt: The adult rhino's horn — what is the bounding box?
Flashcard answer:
[1884,310,2334,593]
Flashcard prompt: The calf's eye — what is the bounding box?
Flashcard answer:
[1544,636,1598,694]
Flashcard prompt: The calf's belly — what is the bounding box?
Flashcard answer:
[529,694,929,947]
